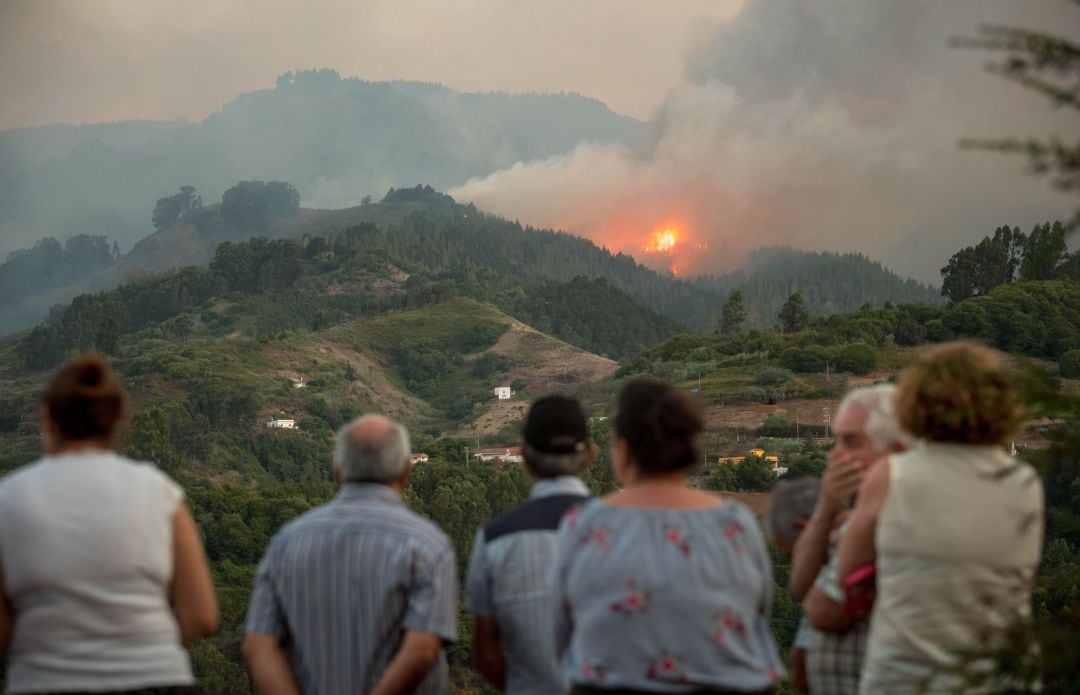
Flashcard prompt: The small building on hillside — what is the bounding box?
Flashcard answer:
[494,386,513,400]
[291,376,307,389]
[718,449,787,476]
[473,446,524,464]
[410,453,429,464]
[764,455,788,477]
[267,419,297,430]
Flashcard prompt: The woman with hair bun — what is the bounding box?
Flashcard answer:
[0,353,218,694]
[838,341,1044,694]
[552,378,782,694]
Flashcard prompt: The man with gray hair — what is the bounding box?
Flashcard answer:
[243,414,457,695]
[466,395,594,694]
[789,384,909,694]
[766,477,822,693]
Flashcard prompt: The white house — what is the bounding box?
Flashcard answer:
[290,377,307,389]
[267,419,297,430]
[410,453,429,464]
[494,386,513,400]
[472,447,524,464]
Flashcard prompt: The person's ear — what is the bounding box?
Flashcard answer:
[396,459,413,490]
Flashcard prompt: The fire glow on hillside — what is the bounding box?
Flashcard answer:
[638,223,706,276]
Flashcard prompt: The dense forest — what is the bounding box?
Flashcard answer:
[1,210,1078,690]
[0,181,948,336]
[0,234,118,306]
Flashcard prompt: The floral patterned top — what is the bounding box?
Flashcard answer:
[552,498,783,692]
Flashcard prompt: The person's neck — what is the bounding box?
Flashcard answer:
[46,440,111,456]
[620,470,687,489]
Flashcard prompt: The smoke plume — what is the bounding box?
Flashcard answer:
[451,0,1075,282]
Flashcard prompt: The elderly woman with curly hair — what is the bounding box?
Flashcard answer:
[838,342,1044,694]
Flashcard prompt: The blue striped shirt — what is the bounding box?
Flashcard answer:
[246,483,458,694]
[465,476,590,695]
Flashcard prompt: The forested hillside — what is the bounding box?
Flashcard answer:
[0,234,118,306]
[697,246,942,323]
[2,216,1079,691]
[0,179,946,336]
[0,70,645,256]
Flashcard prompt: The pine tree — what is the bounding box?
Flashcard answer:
[720,290,747,335]
[778,292,809,333]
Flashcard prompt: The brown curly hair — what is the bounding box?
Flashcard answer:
[896,341,1023,445]
[42,353,128,445]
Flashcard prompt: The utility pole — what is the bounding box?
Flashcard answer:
[463,447,469,465]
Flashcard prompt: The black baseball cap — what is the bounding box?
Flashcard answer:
[523,395,589,454]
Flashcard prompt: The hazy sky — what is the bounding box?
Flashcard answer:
[1,0,1076,283]
[0,0,742,130]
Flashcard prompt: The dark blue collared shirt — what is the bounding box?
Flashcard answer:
[465,476,590,695]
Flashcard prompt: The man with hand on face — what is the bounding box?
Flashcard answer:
[788,385,908,695]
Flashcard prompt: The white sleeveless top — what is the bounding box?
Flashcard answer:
[860,443,1043,694]
[0,452,195,693]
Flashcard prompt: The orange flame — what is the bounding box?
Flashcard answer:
[645,227,681,254]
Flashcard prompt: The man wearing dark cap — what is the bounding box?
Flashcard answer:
[465,395,594,694]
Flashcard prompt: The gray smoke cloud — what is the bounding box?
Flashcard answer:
[451,0,1076,282]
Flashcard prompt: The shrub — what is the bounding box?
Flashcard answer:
[833,342,877,375]
[780,345,831,373]
[753,367,796,387]
[1061,350,1080,379]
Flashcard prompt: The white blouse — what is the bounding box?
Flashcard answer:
[0,451,194,693]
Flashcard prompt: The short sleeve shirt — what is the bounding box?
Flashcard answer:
[552,499,783,692]
[465,476,589,695]
[806,522,869,695]
[246,483,458,695]
[0,452,192,693]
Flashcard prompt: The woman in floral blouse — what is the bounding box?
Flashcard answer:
[552,378,782,694]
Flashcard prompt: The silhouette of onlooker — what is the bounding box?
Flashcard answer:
[466,395,594,694]
[766,477,822,693]
[0,353,218,694]
[243,414,457,695]
[789,384,908,695]
[552,378,782,694]
[839,342,1044,694]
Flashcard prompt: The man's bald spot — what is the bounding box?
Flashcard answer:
[334,414,411,484]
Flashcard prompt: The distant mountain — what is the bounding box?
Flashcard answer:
[0,186,944,338]
[700,246,943,324]
[0,68,645,256]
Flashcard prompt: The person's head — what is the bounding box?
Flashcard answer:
[830,383,909,470]
[41,353,128,453]
[896,341,1023,446]
[765,477,822,555]
[612,378,704,482]
[333,414,412,489]
[522,395,593,479]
